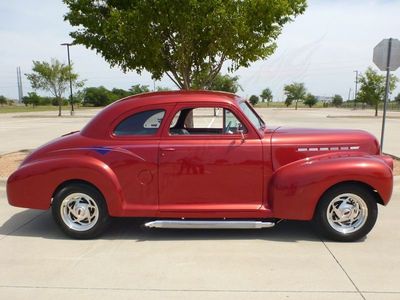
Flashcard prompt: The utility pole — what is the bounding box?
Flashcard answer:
[61,43,74,115]
[17,67,23,102]
[347,88,352,101]
[353,70,359,109]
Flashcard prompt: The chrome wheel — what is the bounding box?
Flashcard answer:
[326,193,368,234]
[60,193,99,232]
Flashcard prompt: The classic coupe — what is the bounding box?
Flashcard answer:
[7,91,393,241]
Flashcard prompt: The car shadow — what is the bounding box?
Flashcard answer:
[0,209,351,243]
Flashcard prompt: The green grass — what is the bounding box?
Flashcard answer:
[0,105,94,114]
[255,101,326,108]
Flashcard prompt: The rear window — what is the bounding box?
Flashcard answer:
[114,109,165,136]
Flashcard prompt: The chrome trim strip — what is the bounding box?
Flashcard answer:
[144,220,275,229]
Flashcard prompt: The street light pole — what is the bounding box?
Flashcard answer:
[353,70,359,109]
[61,42,74,116]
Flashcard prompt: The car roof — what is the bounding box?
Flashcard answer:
[81,90,243,139]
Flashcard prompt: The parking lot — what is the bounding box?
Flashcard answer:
[0,107,399,299]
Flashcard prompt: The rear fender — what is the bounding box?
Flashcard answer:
[7,156,123,215]
[268,155,393,220]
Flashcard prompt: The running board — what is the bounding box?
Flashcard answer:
[144,220,275,229]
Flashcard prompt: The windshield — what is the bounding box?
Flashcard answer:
[239,101,265,130]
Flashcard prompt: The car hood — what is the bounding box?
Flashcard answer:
[270,127,380,169]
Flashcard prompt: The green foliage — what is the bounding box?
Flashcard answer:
[22,92,40,107]
[304,93,317,108]
[0,95,8,106]
[206,73,242,93]
[357,67,398,116]
[129,84,150,95]
[260,88,273,105]
[82,85,151,106]
[156,86,172,92]
[82,86,113,106]
[332,94,343,107]
[22,92,56,107]
[25,58,85,115]
[284,82,306,109]
[64,0,306,89]
[249,95,259,106]
[394,93,400,103]
[111,88,131,99]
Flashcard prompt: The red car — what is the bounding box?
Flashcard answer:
[7,91,393,241]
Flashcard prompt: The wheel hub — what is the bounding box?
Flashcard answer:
[327,193,368,234]
[60,193,99,232]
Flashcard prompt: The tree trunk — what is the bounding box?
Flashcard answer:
[375,103,378,117]
[58,98,62,117]
[295,99,298,110]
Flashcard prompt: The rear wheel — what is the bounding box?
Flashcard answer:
[52,183,110,239]
[314,183,378,242]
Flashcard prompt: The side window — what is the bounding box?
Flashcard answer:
[169,107,246,135]
[114,109,165,136]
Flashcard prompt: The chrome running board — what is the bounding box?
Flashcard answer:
[144,220,275,229]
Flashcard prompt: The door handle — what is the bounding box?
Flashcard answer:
[161,147,176,151]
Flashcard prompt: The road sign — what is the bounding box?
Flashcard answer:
[373,38,400,153]
[373,38,400,71]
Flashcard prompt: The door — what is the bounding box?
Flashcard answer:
[158,104,264,212]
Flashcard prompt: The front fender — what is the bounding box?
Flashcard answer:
[268,154,393,220]
[7,156,123,216]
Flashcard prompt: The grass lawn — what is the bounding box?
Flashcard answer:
[0,105,93,114]
[255,101,326,108]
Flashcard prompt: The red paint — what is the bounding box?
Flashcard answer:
[7,91,393,221]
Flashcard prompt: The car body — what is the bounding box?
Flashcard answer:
[7,91,393,240]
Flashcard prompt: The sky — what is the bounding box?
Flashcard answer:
[1,0,400,101]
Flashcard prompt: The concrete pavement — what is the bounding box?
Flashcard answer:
[0,178,399,299]
[1,107,399,299]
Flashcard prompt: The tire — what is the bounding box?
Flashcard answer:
[52,183,110,239]
[314,183,378,242]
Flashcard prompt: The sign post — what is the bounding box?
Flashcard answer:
[373,38,400,152]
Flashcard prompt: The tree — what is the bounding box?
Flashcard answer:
[207,73,242,93]
[111,88,131,99]
[82,86,112,107]
[249,95,259,106]
[304,93,318,108]
[156,86,172,92]
[332,94,343,107]
[0,95,7,106]
[64,0,306,90]
[25,59,84,116]
[260,88,273,106]
[129,84,150,95]
[22,92,41,107]
[394,93,400,104]
[284,82,306,110]
[357,67,398,116]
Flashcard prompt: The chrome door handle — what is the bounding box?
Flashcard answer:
[161,147,176,151]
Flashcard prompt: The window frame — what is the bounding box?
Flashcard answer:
[161,102,258,140]
[109,104,174,140]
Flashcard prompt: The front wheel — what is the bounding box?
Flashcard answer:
[52,183,110,239]
[314,184,378,242]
